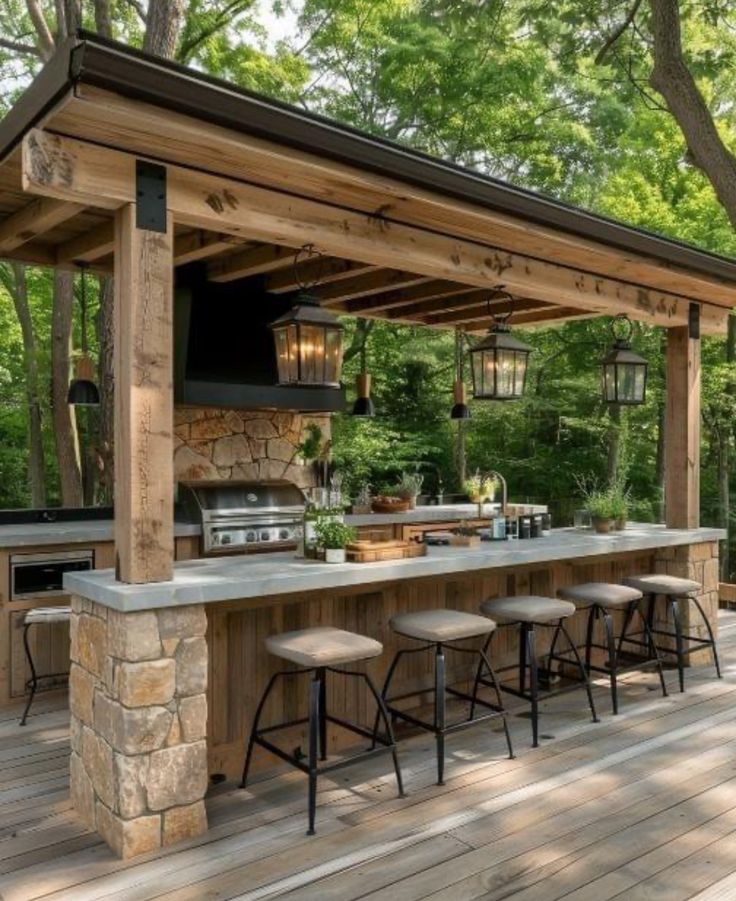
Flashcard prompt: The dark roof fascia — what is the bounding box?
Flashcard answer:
[3,31,736,288]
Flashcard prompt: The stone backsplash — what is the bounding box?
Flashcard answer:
[173,407,330,489]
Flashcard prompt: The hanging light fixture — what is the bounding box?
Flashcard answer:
[352,319,375,416]
[270,244,345,387]
[468,290,532,400]
[601,314,648,405]
[450,327,471,419]
[67,263,100,406]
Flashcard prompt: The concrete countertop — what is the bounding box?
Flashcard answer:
[343,503,547,527]
[0,520,201,549]
[64,524,726,613]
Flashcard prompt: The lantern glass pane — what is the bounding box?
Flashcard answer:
[496,349,517,397]
[633,365,646,401]
[286,324,299,383]
[298,324,320,383]
[514,351,528,397]
[324,327,343,384]
[616,363,633,402]
[472,350,484,397]
[273,327,290,384]
[603,363,616,402]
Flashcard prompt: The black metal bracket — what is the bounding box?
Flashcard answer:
[688,302,701,340]
[136,160,167,232]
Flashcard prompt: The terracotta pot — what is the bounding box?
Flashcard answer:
[592,516,613,534]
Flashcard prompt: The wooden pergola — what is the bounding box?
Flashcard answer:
[1,33,734,585]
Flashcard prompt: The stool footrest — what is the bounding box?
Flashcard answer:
[386,686,506,738]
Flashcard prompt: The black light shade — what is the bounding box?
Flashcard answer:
[602,316,648,405]
[469,324,532,400]
[450,380,471,419]
[352,372,375,416]
[270,292,344,387]
[67,379,100,406]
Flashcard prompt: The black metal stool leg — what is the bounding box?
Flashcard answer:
[617,596,637,658]
[318,667,328,760]
[638,600,668,698]
[670,599,685,693]
[691,594,722,678]
[601,608,618,714]
[584,606,596,671]
[241,671,283,788]
[519,622,528,696]
[372,648,411,746]
[363,673,406,798]
[527,626,539,748]
[307,672,321,835]
[435,644,446,784]
[560,620,599,724]
[20,622,37,727]
[469,634,492,721]
[478,644,515,759]
[546,620,563,679]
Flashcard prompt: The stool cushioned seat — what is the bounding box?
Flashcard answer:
[557,583,642,608]
[623,574,701,596]
[265,627,382,667]
[481,595,575,624]
[24,607,72,625]
[391,609,496,642]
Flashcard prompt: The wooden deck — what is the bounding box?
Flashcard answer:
[2,612,736,901]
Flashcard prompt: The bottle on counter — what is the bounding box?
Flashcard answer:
[541,513,552,536]
[518,515,532,540]
[490,515,506,540]
[505,515,519,540]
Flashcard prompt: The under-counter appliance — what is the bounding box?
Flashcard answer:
[178,480,306,556]
[10,549,95,600]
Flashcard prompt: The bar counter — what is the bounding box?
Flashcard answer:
[64,523,724,858]
[64,524,724,611]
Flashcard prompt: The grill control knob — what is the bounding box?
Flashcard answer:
[221,534,232,545]
[246,531,256,543]
[279,529,290,540]
[260,531,270,541]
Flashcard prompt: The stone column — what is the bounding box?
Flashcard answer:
[653,540,720,664]
[69,597,209,858]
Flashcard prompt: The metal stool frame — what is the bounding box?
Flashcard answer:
[475,619,599,748]
[241,664,405,835]
[379,638,514,786]
[20,619,70,726]
[546,597,668,715]
[616,593,721,693]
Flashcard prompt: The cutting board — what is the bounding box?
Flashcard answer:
[346,540,427,563]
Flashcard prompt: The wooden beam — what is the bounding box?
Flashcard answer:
[0,197,84,252]
[0,241,57,267]
[265,258,375,294]
[22,129,729,333]
[665,323,700,529]
[174,230,245,265]
[60,86,736,308]
[341,282,484,316]
[314,270,430,303]
[461,306,598,333]
[56,221,115,264]
[114,203,174,583]
[421,297,551,327]
[208,243,300,282]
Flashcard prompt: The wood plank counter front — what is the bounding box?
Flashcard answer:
[64,525,723,858]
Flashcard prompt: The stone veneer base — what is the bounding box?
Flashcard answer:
[69,596,209,858]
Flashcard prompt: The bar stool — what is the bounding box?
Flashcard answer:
[622,574,722,692]
[379,609,513,785]
[554,583,668,715]
[241,626,404,835]
[20,606,72,726]
[478,596,599,747]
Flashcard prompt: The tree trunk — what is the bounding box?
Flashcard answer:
[6,264,47,507]
[96,275,115,503]
[649,0,736,229]
[51,270,83,507]
[93,0,113,38]
[144,0,184,58]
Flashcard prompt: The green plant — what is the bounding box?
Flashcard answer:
[395,470,424,499]
[585,490,616,521]
[463,470,497,501]
[314,519,356,550]
[296,423,325,463]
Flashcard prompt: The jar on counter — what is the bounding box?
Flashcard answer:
[505,515,519,540]
[541,512,552,536]
[490,515,507,541]
[518,515,532,540]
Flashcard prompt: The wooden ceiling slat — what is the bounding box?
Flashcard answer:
[420,297,551,326]
[265,258,375,294]
[336,281,474,315]
[56,221,115,263]
[0,198,85,253]
[174,231,248,265]
[316,270,431,303]
[208,243,300,282]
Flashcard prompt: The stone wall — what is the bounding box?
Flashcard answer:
[69,596,209,858]
[173,407,330,490]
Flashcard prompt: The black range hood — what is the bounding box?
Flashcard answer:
[174,265,346,412]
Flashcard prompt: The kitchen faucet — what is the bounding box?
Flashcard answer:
[487,470,508,515]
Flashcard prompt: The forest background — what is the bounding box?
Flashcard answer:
[2,0,736,575]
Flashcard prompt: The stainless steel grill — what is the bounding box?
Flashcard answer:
[178,480,306,555]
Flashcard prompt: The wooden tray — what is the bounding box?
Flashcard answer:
[346,541,427,563]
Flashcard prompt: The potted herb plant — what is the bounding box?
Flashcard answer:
[396,471,424,509]
[463,470,498,518]
[315,519,356,563]
[586,490,616,534]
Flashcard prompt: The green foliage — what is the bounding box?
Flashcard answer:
[314,518,356,549]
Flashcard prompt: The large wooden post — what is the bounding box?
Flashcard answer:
[665,320,701,529]
[114,201,175,583]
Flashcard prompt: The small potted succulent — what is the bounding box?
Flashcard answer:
[315,519,356,563]
[586,490,616,534]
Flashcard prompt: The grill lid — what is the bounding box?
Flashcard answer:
[178,480,306,519]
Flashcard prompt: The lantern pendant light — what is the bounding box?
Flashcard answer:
[601,314,648,405]
[450,327,471,419]
[67,263,100,406]
[352,319,375,416]
[269,244,345,387]
[469,291,532,401]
